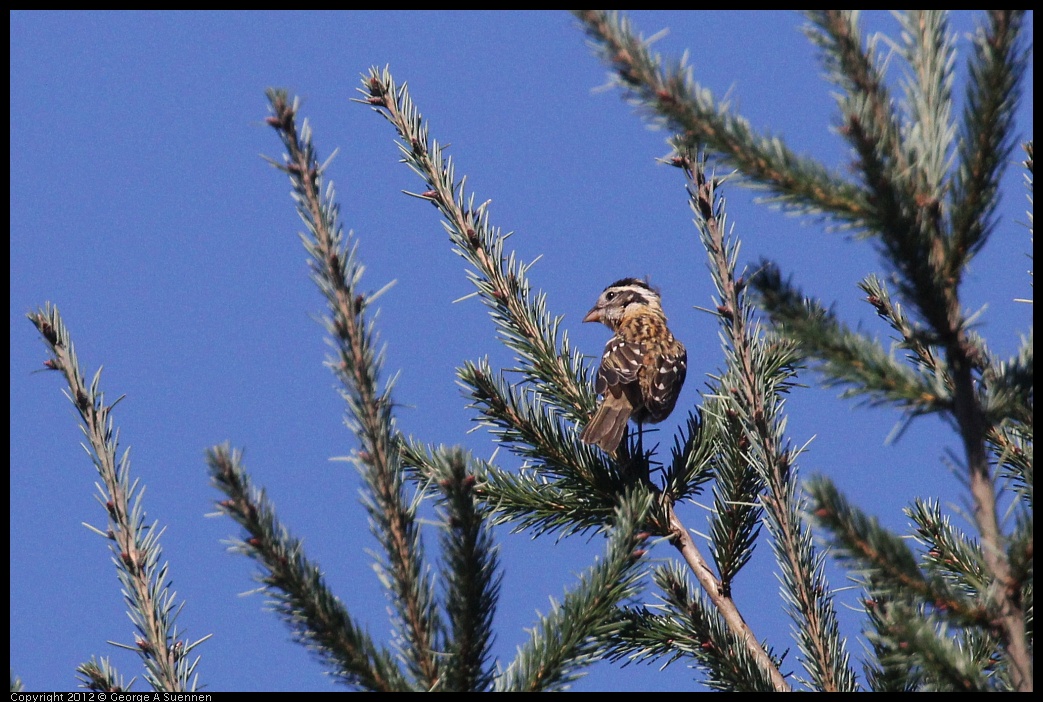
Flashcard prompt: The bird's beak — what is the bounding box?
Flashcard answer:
[582,306,601,323]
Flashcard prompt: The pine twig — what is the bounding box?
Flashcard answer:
[207,445,410,691]
[28,305,208,692]
[261,89,442,689]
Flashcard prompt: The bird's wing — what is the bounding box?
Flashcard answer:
[645,345,687,422]
[595,335,644,396]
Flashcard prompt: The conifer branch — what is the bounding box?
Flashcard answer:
[802,25,1032,665]
[28,304,207,692]
[420,448,501,691]
[805,11,952,334]
[810,480,989,625]
[76,658,128,694]
[704,400,763,588]
[980,331,1033,427]
[459,359,630,499]
[412,441,612,537]
[940,16,1030,687]
[398,436,582,534]
[859,275,948,380]
[573,10,868,223]
[611,563,782,691]
[356,66,676,538]
[206,445,410,691]
[401,446,663,691]
[803,11,914,191]
[493,491,654,691]
[861,600,923,692]
[578,9,1030,689]
[261,89,443,689]
[675,153,855,691]
[986,416,1032,505]
[910,499,993,603]
[755,266,950,414]
[950,11,1028,273]
[871,600,996,691]
[355,67,594,427]
[893,11,957,197]
[659,498,791,690]
[812,477,1031,690]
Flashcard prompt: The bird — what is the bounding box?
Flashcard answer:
[580,278,687,455]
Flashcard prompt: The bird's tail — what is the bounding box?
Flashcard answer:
[580,398,630,455]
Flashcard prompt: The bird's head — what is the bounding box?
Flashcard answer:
[582,278,663,329]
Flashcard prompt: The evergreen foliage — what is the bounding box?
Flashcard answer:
[23,10,1030,692]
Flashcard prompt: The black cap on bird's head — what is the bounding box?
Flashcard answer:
[607,277,652,290]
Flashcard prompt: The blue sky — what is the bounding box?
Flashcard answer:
[10,11,1033,692]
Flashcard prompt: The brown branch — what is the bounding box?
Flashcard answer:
[664,502,791,691]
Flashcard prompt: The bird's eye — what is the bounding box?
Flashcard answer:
[605,291,616,301]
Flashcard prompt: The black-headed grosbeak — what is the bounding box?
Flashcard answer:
[580,278,687,454]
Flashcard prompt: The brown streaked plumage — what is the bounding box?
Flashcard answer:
[580,278,687,455]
